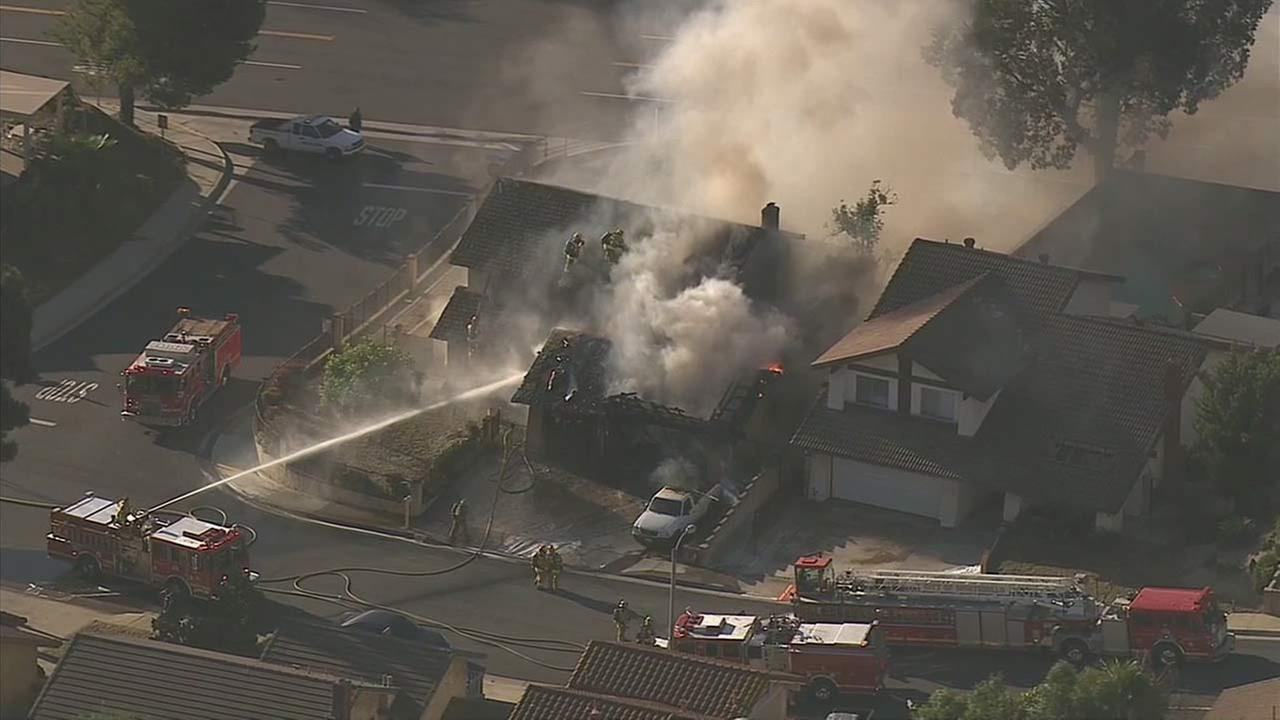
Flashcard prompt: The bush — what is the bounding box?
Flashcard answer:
[319,339,414,414]
[1217,515,1257,545]
[1254,549,1279,592]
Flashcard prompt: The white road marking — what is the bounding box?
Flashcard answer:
[579,90,674,103]
[353,205,408,228]
[259,29,334,41]
[0,36,63,47]
[267,0,366,13]
[240,59,303,70]
[0,5,65,15]
[28,418,57,428]
[363,182,471,197]
[34,379,99,404]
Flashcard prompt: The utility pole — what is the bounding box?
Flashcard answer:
[668,523,697,649]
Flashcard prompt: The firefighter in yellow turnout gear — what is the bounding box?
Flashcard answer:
[636,615,656,646]
[612,599,630,641]
[546,544,563,591]
[600,229,626,264]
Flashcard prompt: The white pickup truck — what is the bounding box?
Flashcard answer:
[249,115,364,160]
[632,485,720,548]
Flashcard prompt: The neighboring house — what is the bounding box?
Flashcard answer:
[509,640,795,720]
[792,237,1214,533]
[0,611,59,716]
[27,627,399,720]
[1181,308,1280,448]
[430,177,793,372]
[1017,169,1280,323]
[1203,676,1280,720]
[0,69,75,174]
[260,618,483,720]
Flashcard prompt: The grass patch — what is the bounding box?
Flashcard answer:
[0,104,184,304]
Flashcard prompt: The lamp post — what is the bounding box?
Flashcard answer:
[668,523,697,649]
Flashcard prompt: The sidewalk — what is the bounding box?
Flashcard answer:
[1228,611,1280,638]
[30,103,233,351]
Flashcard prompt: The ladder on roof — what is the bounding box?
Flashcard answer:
[837,569,1085,603]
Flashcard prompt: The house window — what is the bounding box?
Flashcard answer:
[854,374,891,408]
[919,386,958,422]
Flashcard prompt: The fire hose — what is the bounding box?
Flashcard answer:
[256,427,586,672]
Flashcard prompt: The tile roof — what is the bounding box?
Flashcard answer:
[793,314,1210,513]
[1193,308,1280,348]
[260,618,455,709]
[871,238,1119,323]
[567,641,775,718]
[28,629,357,720]
[1204,676,1280,720]
[510,686,701,720]
[1017,170,1280,318]
[813,275,985,367]
[428,286,484,341]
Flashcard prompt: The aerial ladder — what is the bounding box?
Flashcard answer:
[832,569,1088,607]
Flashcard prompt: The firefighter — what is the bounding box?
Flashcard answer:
[113,497,131,525]
[636,615,656,646]
[600,229,626,264]
[612,599,630,641]
[349,106,363,132]
[546,544,563,591]
[465,314,479,358]
[531,546,547,589]
[564,232,584,271]
[449,498,469,545]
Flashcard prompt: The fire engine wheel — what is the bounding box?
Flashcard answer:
[162,578,191,605]
[808,677,838,703]
[75,555,100,582]
[1152,643,1183,668]
[1059,638,1090,665]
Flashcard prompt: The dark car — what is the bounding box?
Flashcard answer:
[339,609,450,649]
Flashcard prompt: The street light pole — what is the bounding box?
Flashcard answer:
[668,523,696,649]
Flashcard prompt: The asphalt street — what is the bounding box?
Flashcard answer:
[0,0,695,141]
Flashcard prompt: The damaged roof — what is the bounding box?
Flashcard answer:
[566,641,780,718]
[510,328,613,408]
[871,238,1121,324]
[793,314,1209,513]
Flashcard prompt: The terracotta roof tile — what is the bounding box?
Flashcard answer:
[567,641,773,718]
[510,686,699,720]
[871,238,1116,323]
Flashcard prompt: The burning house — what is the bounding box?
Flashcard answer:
[429,178,799,378]
[510,328,784,492]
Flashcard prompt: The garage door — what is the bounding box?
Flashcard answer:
[832,456,943,520]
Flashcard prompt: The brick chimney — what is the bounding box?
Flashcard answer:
[761,202,780,230]
[963,237,975,248]
[332,679,353,720]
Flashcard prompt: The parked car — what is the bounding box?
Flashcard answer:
[339,609,450,649]
[249,115,364,160]
[631,485,720,548]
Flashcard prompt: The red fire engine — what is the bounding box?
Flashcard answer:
[120,307,242,426]
[665,609,888,702]
[786,554,1233,667]
[47,492,256,601]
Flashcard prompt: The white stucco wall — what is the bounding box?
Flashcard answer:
[824,455,977,527]
[913,362,944,381]
[958,389,1001,437]
[855,354,899,372]
[806,452,833,501]
[1064,278,1116,317]
[1181,350,1226,448]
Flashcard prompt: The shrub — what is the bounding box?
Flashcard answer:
[319,340,414,414]
[1217,515,1257,545]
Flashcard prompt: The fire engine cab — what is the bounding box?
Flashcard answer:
[666,609,887,702]
[787,554,1233,667]
[47,492,256,601]
[121,307,242,426]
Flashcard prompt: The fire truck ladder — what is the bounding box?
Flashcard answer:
[839,569,1086,603]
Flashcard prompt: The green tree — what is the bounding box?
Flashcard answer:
[913,661,1167,720]
[925,0,1274,181]
[1,265,34,382]
[320,339,416,414]
[54,0,265,126]
[1194,348,1280,508]
[1,381,30,462]
[829,180,898,252]
[152,570,264,656]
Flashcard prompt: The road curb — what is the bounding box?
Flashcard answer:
[1232,627,1280,638]
[30,119,236,352]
